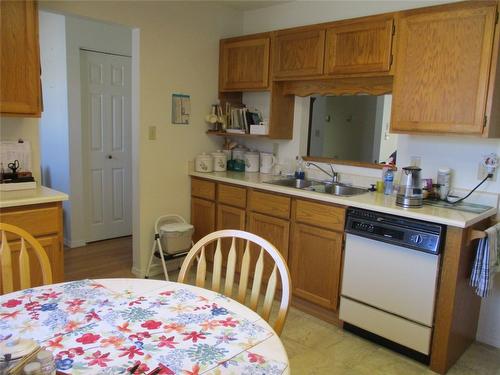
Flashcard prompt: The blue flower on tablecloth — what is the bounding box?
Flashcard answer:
[237,320,268,337]
[42,309,68,330]
[211,306,228,316]
[215,331,238,345]
[56,358,74,370]
[119,307,156,322]
[101,310,122,324]
[134,341,144,349]
[175,312,212,325]
[40,303,58,311]
[186,343,228,365]
[157,349,187,373]
[171,289,198,303]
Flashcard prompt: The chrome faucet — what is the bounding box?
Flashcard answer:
[305,162,339,183]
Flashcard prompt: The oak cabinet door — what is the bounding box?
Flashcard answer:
[391,4,497,134]
[0,0,41,116]
[191,197,216,244]
[325,17,394,75]
[215,204,246,265]
[273,28,325,78]
[246,211,289,285]
[0,235,61,294]
[219,37,270,91]
[290,223,343,310]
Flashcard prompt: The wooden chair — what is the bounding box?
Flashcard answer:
[0,223,52,294]
[178,229,291,335]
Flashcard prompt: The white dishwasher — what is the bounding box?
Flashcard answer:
[339,208,445,361]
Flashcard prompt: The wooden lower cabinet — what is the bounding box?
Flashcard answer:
[191,197,215,243]
[0,202,64,294]
[247,211,290,284]
[290,223,343,310]
[215,204,246,263]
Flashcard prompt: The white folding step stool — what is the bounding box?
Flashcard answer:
[144,214,194,281]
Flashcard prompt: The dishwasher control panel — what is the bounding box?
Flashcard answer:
[345,208,445,254]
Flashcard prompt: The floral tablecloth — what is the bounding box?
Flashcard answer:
[0,279,289,374]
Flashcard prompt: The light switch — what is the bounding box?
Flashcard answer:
[148,126,156,140]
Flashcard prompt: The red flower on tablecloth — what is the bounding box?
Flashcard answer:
[76,333,101,345]
[0,310,21,320]
[247,352,265,364]
[47,335,64,349]
[157,335,178,348]
[129,296,147,306]
[199,320,220,331]
[182,364,200,375]
[218,317,239,327]
[129,331,151,342]
[158,364,175,375]
[182,331,206,343]
[1,299,22,308]
[85,350,112,367]
[128,362,150,374]
[63,320,81,332]
[163,322,185,333]
[118,345,144,359]
[57,347,84,359]
[141,320,162,330]
[159,290,174,296]
[38,291,62,300]
[85,310,101,322]
[100,336,125,348]
[65,298,85,307]
[117,322,132,333]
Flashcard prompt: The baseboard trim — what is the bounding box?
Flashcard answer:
[65,239,86,248]
[476,332,500,348]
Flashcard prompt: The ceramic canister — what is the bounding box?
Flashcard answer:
[244,151,260,173]
[232,146,247,161]
[221,149,232,162]
[195,152,214,173]
[259,152,277,174]
[211,150,227,172]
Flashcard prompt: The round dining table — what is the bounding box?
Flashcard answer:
[0,278,290,375]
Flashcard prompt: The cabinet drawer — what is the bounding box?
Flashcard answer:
[191,178,216,200]
[0,203,60,238]
[294,199,345,231]
[248,190,290,219]
[218,183,246,208]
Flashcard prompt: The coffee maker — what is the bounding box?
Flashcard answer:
[396,166,423,208]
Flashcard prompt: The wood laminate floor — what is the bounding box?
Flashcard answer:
[64,237,500,374]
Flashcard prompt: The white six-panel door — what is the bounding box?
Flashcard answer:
[80,50,132,242]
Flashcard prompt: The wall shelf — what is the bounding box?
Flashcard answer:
[206,131,268,138]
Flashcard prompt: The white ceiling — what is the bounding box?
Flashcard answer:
[217,0,294,11]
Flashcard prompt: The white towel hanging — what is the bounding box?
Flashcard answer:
[471,223,500,297]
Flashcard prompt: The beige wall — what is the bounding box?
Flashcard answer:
[38,1,243,273]
[0,118,41,183]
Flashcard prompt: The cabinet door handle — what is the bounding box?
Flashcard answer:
[107,155,113,159]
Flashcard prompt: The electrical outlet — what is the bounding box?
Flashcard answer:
[148,126,156,141]
[478,161,497,181]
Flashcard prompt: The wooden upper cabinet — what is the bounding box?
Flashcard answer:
[0,0,41,116]
[324,16,394,75]
[219,35,270,91]
[273,28,326,78]
[391,2,498,135]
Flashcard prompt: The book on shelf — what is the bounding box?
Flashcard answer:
[223,102,263,134]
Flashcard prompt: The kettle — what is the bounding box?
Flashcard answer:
[396,166,423,208]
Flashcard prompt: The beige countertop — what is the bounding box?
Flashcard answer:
[0,186,68,208]
[189,170,497,228]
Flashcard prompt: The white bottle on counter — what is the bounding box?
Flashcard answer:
[437,167,451,200]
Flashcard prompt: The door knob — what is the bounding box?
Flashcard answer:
[107,155,112,159]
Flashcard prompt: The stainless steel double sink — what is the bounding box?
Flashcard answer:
[263,178,368,197]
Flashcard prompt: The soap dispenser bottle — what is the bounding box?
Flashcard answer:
[295,156,305,180]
